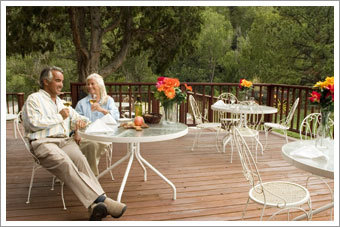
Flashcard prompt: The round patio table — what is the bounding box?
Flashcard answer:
[282,138,334,220]
[78,122,188,202]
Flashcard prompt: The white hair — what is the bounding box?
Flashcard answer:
[86,73,108,104]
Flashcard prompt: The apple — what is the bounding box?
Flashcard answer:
[134,116,144,126]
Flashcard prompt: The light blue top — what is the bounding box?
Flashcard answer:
[75,95,120,122]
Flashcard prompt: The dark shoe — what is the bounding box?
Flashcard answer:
[89,202,108,221]
[103,198,127,218]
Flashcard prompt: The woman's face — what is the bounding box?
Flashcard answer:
[86,78,100,97]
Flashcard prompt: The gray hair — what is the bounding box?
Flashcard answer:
[39,66,64,89]
[86,73,108,104]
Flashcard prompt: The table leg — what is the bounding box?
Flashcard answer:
[134,143,147,181]
[97,150,131,180]
[136,146,177,200]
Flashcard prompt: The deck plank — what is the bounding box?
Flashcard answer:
[5,123,334,222]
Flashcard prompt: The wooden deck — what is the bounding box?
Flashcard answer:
[5,122,334,222]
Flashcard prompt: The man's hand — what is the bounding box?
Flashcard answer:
[76,119,87,130]
[73,131,81,145]
[59,108,70,120]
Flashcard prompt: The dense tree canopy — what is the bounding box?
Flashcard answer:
[6,6,334,95]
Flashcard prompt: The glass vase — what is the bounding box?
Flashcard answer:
[315,109,331,149]
[240,90,250,101]
[162,102,178,124]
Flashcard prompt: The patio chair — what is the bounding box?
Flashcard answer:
[15,111,67,210]
[233,127,312,221]
[264,98,300,149]
[299,112,334,140]
[300,112,334,220]
[236,101,264,162]
[216,93,240,160]
[189,95,221,152]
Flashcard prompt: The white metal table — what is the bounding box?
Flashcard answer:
[79,122,188,202]
[211,103,278,155]
[282,139,334,220]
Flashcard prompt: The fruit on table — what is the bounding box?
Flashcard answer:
[134,116,144,126]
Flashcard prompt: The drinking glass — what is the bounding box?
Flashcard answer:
[89,94,97,122]
[63,97,72,108]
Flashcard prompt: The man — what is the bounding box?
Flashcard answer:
[22,66,126,221]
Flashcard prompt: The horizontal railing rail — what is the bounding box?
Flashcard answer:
[8,82,325,136]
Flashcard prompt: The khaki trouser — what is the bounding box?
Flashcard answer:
[31,137,105,208]
[79,139,111,176]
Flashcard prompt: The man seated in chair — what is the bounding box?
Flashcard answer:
[22,66,126,221]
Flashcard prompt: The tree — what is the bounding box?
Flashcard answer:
[6,6,203,82]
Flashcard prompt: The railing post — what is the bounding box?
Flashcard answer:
[17,93,25,112]
[265,84,275,122]
[208,85,214,122]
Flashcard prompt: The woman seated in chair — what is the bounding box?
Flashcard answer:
[75,73,120,176]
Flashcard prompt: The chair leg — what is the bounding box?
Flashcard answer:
[284,130,289,143]
[51,176,56,191]
[106,144,114,181]
[13,120,17,139]
[191,129,201,151]
[242,197,251,220]
[60,182,67,210]
[264,126,271,150]
[26,166,37,204]
[260,203,267,221]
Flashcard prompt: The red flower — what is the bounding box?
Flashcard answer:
[308,91,321,103]
[239,79,245,89]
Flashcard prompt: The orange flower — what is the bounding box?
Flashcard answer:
[164,87,176,99]
[184,83,192,91]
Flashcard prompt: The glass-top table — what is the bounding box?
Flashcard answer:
[79,122,188,202]
[281,138,334,220]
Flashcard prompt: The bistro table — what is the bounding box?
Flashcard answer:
[79,122,188,202]
[211,103,278,155]
[282,138,334,220]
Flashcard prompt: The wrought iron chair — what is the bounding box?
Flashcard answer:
[216,93,240,160]
[264,98,300,149]
[236,101,264,162]
[189,95,221,152]
[300,112,334,220]
[15,111,67,210]
[299,112,334,140]
[233,127,312,221]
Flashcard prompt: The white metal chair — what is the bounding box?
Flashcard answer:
[299,112,334,140]
[236,101,264,162]
[233,127,312,221]
[300,112,334,220]
[216,93,240,160]
[15,111,67,210]
[189,95,221,151]
[264,98,300,148]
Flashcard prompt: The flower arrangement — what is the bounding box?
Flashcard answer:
[308,76,334,112]
[155,77,192,108]
[155,77,192,122]
[238,78,253,91]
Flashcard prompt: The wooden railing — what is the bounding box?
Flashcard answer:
[7,82,319,134]
[5,93,25,114]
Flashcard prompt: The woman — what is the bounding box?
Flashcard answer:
[75,73,119,176]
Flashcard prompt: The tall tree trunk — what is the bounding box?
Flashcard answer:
[69,7,90,82]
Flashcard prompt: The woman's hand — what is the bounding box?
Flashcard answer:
[91,103,109,115]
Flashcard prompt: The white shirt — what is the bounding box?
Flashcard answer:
[23,89,89,140]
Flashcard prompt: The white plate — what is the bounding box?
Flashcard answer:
[118,118,132,123]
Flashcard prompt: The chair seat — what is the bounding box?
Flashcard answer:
[264,122,289,130]
[196,122,221,129]
[238,127,258,137]
[250,181,310,207]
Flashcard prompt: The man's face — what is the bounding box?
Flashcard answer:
[44,70,64,97]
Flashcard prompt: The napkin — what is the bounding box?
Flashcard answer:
[85,119,115,133]
[213,100,227,107]
[100,114,117,125]
[290,145,328,161]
